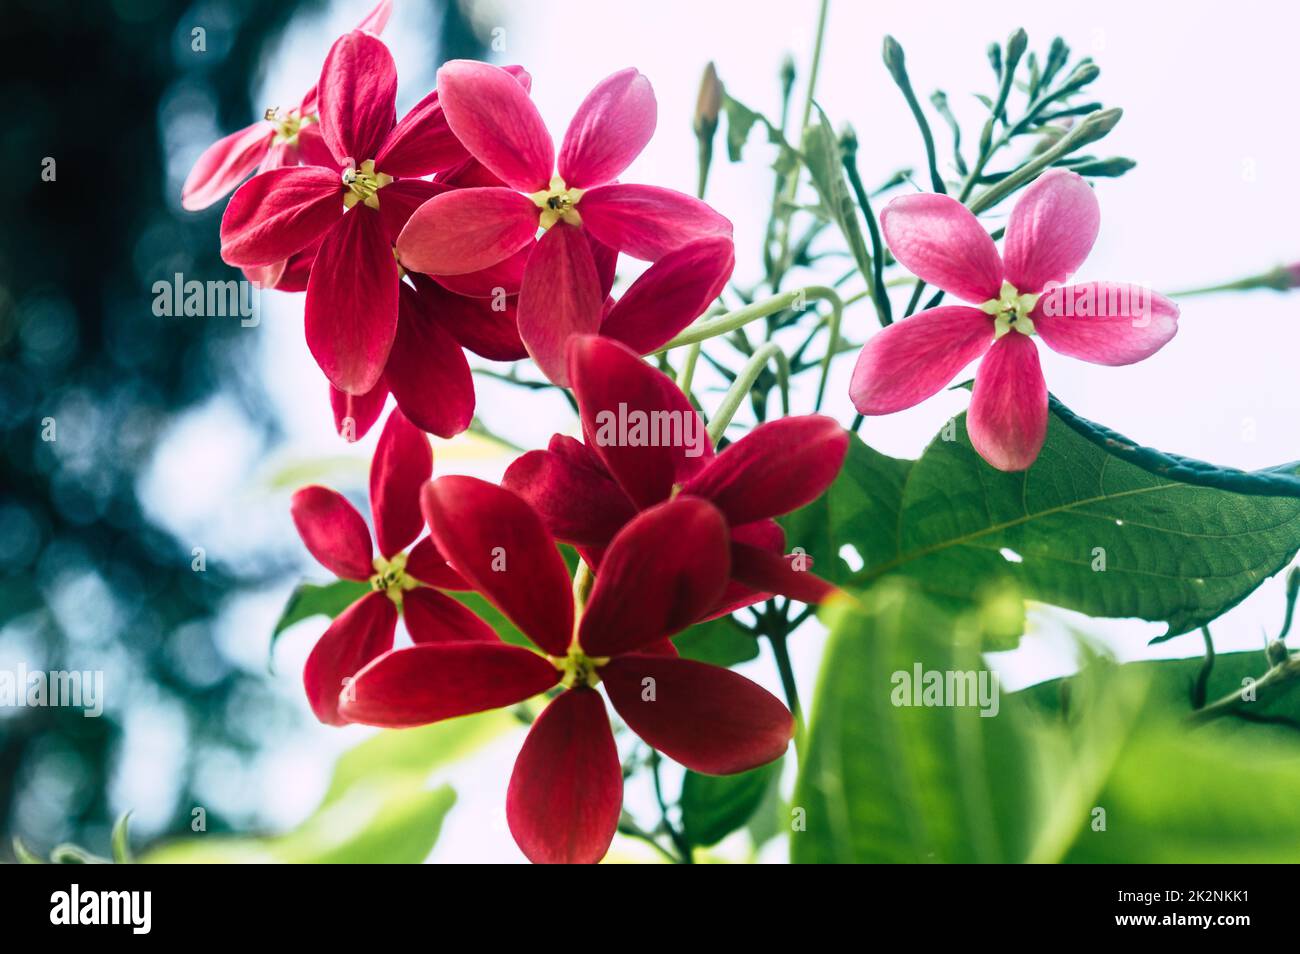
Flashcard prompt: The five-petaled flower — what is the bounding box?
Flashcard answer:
[849,169,1179,471]
[503,335,849,611]
[396,61,735,384]
[339,475,796,864]
[289,408,477,725]
[219,31,499,396]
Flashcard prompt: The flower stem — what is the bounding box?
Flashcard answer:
[706,342,789,444]
[654,285,843,352]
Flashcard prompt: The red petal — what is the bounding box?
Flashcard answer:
[568,335,712,509]
[377,178,448,245]
[507,689,621,864]
[430,243,530,299]
[601,655,793,774]
[558,68,656,189]
[275,234,323,292]
[375,90,467,178]
[422,476,574,656]
[330,378,388,442]
[369,407,433,558]
[517,223,603,386]
[578,497,730,656]
[436,60,554,192]
[219,166,340,267]
[304,590,396,725]
[385,282,476,439]
[397,187,539,276]
[405,535,469,590]
[318,31,397,166]
[402,586,498,643]
[412,272,526,361]
[730,540,836,604]
[710,520,786,616]
[304,208,399,394]
[681,415,847,525]
[290,486,374,580]
[601,237,735,355]
[501,435,637,547]
[339,642,559,728]
[182,121,273,211]
[295,122,339,170]
[578,183,733,261]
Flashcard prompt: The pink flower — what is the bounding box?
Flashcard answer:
[219,32,499,396]
[396,62,735,385]
[180,0,392,213]
[289,408,476,726]
[850,170,1179,471]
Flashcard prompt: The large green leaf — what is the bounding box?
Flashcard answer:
[794,583,1300,863]
[786,409,1300,643]
[681,760,780,848]
[672,615,760,668]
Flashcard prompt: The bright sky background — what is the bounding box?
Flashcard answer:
[144,0,1300,861]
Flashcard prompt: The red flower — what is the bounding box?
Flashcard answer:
[219,31,493,396]
[396,62,735,384]
[289,408,481,725]
[339,476,794,864]
[180,0,392,213]
[503,335,849,610]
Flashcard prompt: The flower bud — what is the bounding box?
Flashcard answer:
[694,61,722,139]
[882,35,907,86]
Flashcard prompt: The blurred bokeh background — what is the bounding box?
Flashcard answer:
[2,0,1297,862]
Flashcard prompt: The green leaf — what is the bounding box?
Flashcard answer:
[681,761,779,848]
[720,93,798,174]
[801,107,874,287]
[671,615,759,668]
[798,407,1300,643]
[271,579,370,648]
[793,582,1036,862]
[12,838,45,864]
[110,811,133,864]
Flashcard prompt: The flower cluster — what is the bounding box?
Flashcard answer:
[188,10,1183,863]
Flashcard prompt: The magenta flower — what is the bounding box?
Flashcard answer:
[180,0,392,213]
[219,32,489,395]
[396,62,735,384]
[289,408,476,725]
[849,170,1180,470]
[339,476,794,864]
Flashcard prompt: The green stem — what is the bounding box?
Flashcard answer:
[654,285,842,352]
[707,342,789,444]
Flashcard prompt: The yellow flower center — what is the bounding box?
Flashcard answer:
[265,107,310,146]
[370,551,417,608]
[549,646,609,689]
[980,279,1040,339]
[529,174,585,230]
[343,159,393,210]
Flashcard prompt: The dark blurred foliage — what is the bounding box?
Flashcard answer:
[0,0,485,857]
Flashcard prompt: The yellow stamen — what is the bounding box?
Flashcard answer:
[529,174,585,229]
[549,646,610,689]
[370,551,417,609]
[343,158,393,210]
[980,279,1040,339]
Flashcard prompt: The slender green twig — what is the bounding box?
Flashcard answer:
[707,342,789,443]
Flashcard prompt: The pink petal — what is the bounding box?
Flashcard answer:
[968,333,1049,472]
[502,435,637,548]
[375,90,466,179]
[290,486,374,580]
[295,122,339,170]
[356,0,393,33]
[578,497,730,657]
[569,335,713,509]
[405,535,469,590]
[275,234,324,293]
[849,306,995,414]
[1002,170,1100,293]
[318,31,397,166]
[681,415,847,525]
[430,243,530,299]
[369,407,433,558]
[402,586,498,644]
[517,223,603,386]
[242,260,287,291]
[385,282,476,438]
[558,68,656,189]
[601,655,793,775]
[578,183,733,261]
[730,541,836,604]
[422,476,574,656]
[589,234,619,298]
[436,60,554,192]
[219,166,341,267]
[304,590,397,725]
[1033,283,1179,365]
[377,178,448,246]
[339,642,560,728]
[397,187,539,276]
[412,272,527,361]
[330,378,388,443]
[880,192,1003,303]
[305,208,400,394]
[182,121,273,211]
[600,237,734,354]
[507,688,621,864]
